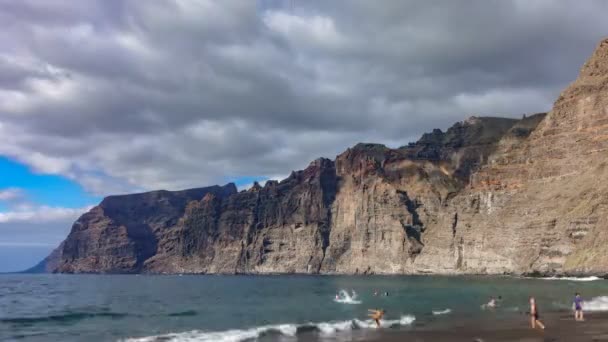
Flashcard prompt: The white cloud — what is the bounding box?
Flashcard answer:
[0,241,56,247]
[0,205,92,224]
[263,11,348,50]
[0,1,607,198]
[0,188,23,201]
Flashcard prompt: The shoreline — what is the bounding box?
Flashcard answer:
[11,272,608,281]
[367,311,608,342]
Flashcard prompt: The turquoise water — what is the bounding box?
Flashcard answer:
[1,274,607,341]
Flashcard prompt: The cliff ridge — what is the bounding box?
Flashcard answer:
[39,38,608,276]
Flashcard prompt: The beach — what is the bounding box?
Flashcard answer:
[372,312,608,342]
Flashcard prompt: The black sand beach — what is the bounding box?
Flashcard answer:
[370,312,608,342]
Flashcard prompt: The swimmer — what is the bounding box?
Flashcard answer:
[368,309,385,327]
[486,297,497,308]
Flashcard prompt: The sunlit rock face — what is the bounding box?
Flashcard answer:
[42,39,608,276]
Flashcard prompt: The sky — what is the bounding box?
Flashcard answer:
[1,0,607,272]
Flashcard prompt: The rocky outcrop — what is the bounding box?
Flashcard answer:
[53,185,237,273]
[41,38,608,276]
[144,158,337,274]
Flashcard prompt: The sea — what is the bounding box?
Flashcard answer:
[1,274,608,341]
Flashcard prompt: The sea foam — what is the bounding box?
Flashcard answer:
[581,296,608,312]
[539,276,602,282]
[333,289,362,304]
[432,308,452,315]
[122,315,415,342]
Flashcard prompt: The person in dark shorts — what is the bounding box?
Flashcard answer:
[529,297,546,330]
[368,309,385,327]
[573,293,584,321]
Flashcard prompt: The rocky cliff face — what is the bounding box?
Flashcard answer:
[42,38,608,276]
[52,185,237,273]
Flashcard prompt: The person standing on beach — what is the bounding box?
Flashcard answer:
[573,293,584,321]
[529,297,545,330]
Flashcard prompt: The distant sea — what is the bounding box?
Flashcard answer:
[1,274,607,341]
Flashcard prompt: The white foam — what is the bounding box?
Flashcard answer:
[354,315,416,329]
[539,276,602,282]
[581,296,608,312]
[316,320,353,335]
[122,324,297,342]
[122,315,415,342]
[480,303,497,310]
[432,308,452,315]
[333,289,362,304]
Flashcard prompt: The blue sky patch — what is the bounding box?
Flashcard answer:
[229,176,268,191]
[0,156,100,210]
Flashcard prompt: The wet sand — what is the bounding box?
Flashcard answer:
[370,312,608,341]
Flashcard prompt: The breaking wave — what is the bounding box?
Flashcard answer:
[432,308,452,315]
[539,276,602,282]
[122,315,415,342]
[333,289,362,304]
[581,296,608,312]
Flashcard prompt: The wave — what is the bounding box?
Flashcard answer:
[167,310,198,317]
[333,289,362,304]
[538,276,602,282]
[1,311,128,325]
[432,309,452,315]
[122,315,416,342]
[581,296,608,312]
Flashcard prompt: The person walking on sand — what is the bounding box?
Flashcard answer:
[529,297,545,330]
[573,293,584,321]
[368,309,385,327]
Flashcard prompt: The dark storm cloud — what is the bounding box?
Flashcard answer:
[1,0,607,194]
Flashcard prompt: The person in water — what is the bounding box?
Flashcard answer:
[529,297,545,330]
[368,309,385,327]
[486,297,497,308]
[573,293,584,321]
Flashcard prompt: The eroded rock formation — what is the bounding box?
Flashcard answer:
[37,38,608,276]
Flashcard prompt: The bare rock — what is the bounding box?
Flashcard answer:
[38,38,608,276]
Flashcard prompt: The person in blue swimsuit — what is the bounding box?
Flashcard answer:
[573,293,584,321]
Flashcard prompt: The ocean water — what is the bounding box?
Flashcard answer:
[1,274,608,341]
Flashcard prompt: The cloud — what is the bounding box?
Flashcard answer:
[0,1,607,196]
[0,188,23,201]
[0,205,92,224]
[0,241,56,247]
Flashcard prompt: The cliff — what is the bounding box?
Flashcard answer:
[41,38,608,276]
